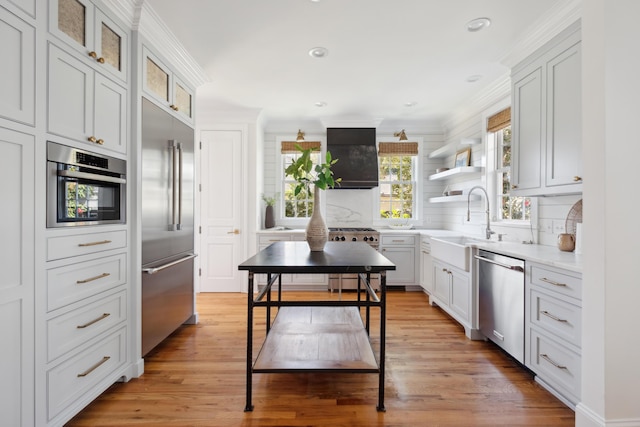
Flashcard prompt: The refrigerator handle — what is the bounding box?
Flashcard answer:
[177,141,183,230]
[169,140,179,231]
[142,253,197,274]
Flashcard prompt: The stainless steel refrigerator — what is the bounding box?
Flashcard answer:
[141,97,196,356]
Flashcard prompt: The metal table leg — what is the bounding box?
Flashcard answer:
[245,272,254,412]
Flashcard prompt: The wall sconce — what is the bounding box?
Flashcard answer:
[296,129,305,142]
[393,129,408,141]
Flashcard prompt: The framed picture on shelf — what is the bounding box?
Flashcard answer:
[454,148,471,167]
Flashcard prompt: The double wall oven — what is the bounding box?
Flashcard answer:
[328,227,380,291]
[47,141,126,228]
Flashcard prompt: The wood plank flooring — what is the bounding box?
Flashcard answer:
[66,290,575,427]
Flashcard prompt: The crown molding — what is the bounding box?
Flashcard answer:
[443,73,511,132]
[500,0,582,69]
[132,0,210,88]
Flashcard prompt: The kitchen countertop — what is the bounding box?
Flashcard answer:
[257,227,582,273]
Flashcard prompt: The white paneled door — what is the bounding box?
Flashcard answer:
[200,128,245,292]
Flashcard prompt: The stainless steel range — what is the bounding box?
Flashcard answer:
[328,227,380,291]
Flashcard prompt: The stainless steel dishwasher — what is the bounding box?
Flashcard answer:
[476,250,525,363]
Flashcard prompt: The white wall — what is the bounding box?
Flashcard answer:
[577,1,640,425]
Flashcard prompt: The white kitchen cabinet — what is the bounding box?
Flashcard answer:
[526,262,582,408]
[0,5,35,126]
[511,21,582,197]
[48,43,127,154]
[419,237,433,294]
[143,46,194,124]
[431,259,474,338]
[380,234,417,287]
[41,227,130,426]
[49,0,129,83]
[0,127,35,427]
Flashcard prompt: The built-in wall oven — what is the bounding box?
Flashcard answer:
[47,141,126,228]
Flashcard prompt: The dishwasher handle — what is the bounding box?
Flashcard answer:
[475,254,524,272]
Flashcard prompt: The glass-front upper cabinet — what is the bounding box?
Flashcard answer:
[50,0,128,83]
[143,46,194,123]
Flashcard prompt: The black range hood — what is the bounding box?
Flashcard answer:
[326,127,378,189]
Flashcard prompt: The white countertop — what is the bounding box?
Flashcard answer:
[258,227,582,273]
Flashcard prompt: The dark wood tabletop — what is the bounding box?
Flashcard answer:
[238,241,396,274]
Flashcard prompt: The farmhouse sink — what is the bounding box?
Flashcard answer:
[430,236,492,271]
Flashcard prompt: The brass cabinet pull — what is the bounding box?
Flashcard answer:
[540,353,567,370]
[88,51,105,64]
[541,310,568,323]
[78,240,112,247]
[96,138,104,145]
[539,277,566,287]
[77,313,110,329]
[573,176,582,182]
[76,272,110,284]
[170,104,179,111]
[77,356,111,377]
[511,184,519,189]
[226,229,240,235]
[88,136,97,143]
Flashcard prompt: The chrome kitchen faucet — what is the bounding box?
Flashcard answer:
[467,185,495,240]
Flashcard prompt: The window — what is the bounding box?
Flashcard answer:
[488,108,531,222]
[281,140,321,218]
[378,142,418,220]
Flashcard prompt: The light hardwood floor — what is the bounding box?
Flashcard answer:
[67,290,575,426]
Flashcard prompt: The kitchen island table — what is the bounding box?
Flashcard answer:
[238,241,395,412]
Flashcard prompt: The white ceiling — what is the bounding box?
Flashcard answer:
[145,0,577,128]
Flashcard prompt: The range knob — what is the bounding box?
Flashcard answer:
[341,236,346,241]
[333,236,341,241]
[352,237,357,241]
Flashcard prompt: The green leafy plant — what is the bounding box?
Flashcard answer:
[284,144,341,195]
[261,193,278,206]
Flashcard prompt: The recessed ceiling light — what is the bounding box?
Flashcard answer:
[315,101,327,107]
[466,75,482,82]
[404,101,417,107]
[466,17,491,32]
[309,47,328,58]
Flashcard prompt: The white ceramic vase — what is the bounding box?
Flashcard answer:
[305,185,328,251]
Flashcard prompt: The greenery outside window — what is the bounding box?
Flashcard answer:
[378,142,418,220]
[281,141,321,218]
[487,108,531,222]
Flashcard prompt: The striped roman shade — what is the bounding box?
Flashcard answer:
[378,141,419,156]
[487,107,511,132]
[281,141,321,153]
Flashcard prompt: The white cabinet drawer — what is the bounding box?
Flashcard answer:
[530,264,581,300]
[47,230,127,261]
[47,253,126,311]
[530,289,581,348]
[47,290,127,361]
[529,329,580,401]
[381,235,416,246]
[258,234,291,245]
[47,326,126,420]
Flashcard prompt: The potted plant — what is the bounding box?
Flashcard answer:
[284,144,340,251]
[261,193,278,229]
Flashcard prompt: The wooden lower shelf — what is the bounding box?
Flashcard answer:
[253,306,378,372]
